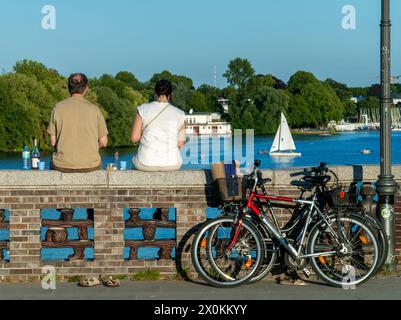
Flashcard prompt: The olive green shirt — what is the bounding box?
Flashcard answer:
[47,96,108,170]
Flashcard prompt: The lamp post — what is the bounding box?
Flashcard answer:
[376,0,399,272]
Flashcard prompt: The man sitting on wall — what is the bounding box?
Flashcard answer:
[47,73,109,173]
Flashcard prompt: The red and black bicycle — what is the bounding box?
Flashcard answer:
[191,161,382,288]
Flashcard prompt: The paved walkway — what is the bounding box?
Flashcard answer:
[0,277,400,300]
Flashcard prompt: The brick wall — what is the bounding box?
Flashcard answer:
[0,166,399,282]
[0,187,216,281]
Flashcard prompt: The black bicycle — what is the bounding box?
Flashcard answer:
[191,161,383,288]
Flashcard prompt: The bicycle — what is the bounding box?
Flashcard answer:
[296,163,388,276]
[192,161,381,288]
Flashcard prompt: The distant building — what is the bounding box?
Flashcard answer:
[217,98,230,114]
[350,96,367,104]
[352,94,401,105]
[392,94,401,105]
[185,110,232,136]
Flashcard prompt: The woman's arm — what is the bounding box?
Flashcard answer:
[131,113,143,144]
[178,124,186,149]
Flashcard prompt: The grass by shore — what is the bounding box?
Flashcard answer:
[292,129,337,136]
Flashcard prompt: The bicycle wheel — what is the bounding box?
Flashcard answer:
[192,216,264,288]
[191,217,277,286]
[307,213,380,288]
[373,223,389,274]
[191,222,224,284]
[206,217,265,288]
[247,222,278,284]
[354,214,388,276]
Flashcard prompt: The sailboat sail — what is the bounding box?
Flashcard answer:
[270,113,296,153]
[279,113,296,151]
[270,126,281,153]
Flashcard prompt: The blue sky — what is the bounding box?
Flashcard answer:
[0,0,400,87]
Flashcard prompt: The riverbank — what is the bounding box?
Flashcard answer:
[292,129,337,135]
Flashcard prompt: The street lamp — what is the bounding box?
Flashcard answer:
[376,0,399,272]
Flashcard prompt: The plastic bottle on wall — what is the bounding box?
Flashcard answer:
[22,146,31,170]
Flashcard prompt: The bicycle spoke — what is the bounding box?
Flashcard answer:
[206,219,263,283]
[309,215,379,287]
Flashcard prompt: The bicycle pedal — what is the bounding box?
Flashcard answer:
[303,268,311,278]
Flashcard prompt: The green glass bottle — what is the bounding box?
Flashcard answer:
[31,139,40,170]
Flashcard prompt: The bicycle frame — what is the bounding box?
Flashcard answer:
[242,178,342,260]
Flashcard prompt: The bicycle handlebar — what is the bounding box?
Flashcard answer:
[246,160,339,189]
[304,162,328,174]
[303,162,339,186]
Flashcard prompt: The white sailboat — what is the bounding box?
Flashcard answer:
[270,113,302,157]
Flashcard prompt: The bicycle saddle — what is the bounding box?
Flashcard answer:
[259,178,272,185]
[303,175,331,185]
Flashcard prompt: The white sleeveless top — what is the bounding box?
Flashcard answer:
[136,102,185,167]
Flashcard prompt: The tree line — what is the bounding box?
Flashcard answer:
[0,58,399,152]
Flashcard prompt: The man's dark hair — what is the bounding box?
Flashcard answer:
[155,79,173,98]
[68,73,89,95]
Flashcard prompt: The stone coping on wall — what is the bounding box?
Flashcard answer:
[0,165,399,189]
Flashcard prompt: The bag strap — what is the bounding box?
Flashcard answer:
[143,104,170,131]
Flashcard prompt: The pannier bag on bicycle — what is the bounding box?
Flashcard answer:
[328,185,358,208]
[212,161,247,202]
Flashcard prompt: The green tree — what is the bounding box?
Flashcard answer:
[392,84,401,95]
[171,82,193,112]
[302,82,344,126]
[357,96,379,110]
[198,84,222,113]
[357,96,380,122]
[93,75,146,106]
[188,91,209,112]
[223,58,255,89]
[252,86,289,134]
[287,71,344,127]
[325,79,352,101]
[116,71,144,91]
[287,94,314,128]
[149,71,193,89]
[349,87,369,98]
[248,74,275,90]
[0,73,53,151]
[287,71,318,95]
[14,59,68,102]
[343,99,358,122]
[241,111,255,131]
[94,87,137,147]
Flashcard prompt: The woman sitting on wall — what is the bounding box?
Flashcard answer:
[131,79,186,172]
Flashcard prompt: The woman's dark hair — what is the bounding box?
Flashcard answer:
[155,79,173,98]
[68,73,89,95]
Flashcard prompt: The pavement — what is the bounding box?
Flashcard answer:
[0,277,400,300]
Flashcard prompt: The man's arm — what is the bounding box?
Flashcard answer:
[50,135,57,148]
[99,136,108,148]
[98,109,109,149]
[47,109,57,148]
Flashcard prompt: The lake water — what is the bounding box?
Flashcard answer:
[0,132,399,171]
